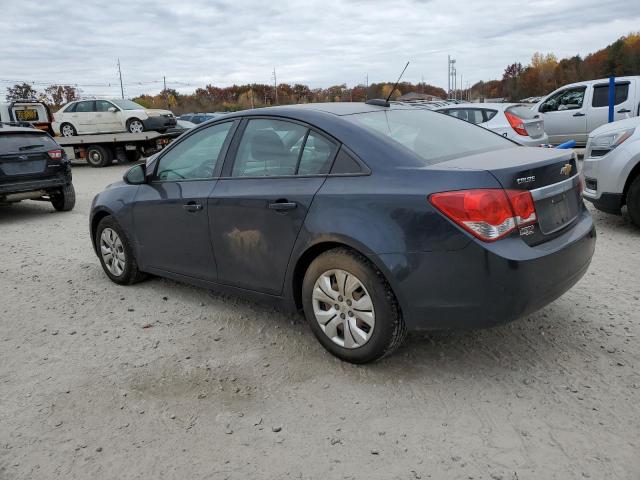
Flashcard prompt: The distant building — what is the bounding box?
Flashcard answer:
[396,92,442,102]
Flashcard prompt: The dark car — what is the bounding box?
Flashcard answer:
[178,113,219,124]
[89,103,595,363]
[0,125,75,211]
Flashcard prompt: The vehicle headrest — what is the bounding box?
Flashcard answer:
[251,129,285,161]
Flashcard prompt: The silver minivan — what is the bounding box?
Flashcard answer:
[534,76,640,146]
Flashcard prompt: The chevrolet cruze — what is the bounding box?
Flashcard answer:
[90,102,596,363]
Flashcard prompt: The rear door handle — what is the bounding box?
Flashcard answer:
[268,201,297,211]
[572,112,586,117]
[618,108,631,113]
[183,202,203,212]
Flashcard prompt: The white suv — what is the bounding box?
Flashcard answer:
[582,116,640,227]
[52,99,176,136]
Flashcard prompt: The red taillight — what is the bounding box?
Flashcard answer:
[47,149,63,160]
[504,111,528,136]
[429,189,537,242]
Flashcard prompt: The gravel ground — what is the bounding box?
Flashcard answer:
[1,164,639,480]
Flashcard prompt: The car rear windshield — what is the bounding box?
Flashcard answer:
[111,99,144,110]
[505,105,538,119]
[344,109,513,165]
[0,133,58,153]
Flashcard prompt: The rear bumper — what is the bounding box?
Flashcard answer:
[375,208,596,331]
[143,116,176,131]
[0,172,70,196]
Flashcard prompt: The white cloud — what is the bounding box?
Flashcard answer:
[0,0,638,98]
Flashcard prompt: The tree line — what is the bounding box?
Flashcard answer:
[5,32,639,111]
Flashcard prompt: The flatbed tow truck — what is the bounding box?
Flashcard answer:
[56,131,181,167]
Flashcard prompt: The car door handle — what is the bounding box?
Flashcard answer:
[268,201,297,211]
[572,112,586,117]
[183,202,203,212]
[617,108,631,113]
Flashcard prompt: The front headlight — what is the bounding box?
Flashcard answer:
[589,128,635,157]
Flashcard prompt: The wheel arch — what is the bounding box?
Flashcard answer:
[90,208,114,254]
[622,158,640,204]
[289,237,401,313]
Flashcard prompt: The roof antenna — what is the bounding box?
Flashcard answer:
[366,61,410,107]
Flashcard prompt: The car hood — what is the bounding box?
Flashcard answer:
[144,109,173,116]
[589,116,640,137]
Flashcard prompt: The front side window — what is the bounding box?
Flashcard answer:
[75,101,95,113]
[345,109,512,165]
[64,103,77,113]
[156,122,232,181]
[592,83,629,108]
[96,100,116,112]
[231,119,308,177]
[540,88,586,112]
[111,99,144,110]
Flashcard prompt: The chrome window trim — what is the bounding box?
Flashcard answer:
[530,174,580,201]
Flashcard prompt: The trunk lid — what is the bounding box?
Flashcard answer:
[0,132,58,180]
[436,146,582,244]
[505,105,545,139]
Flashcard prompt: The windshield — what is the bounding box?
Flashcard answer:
[344,109,513,165]
[0,133,58,153]
[111,99,144,110]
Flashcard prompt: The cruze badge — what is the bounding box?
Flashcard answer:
[560,163,573,176]
[517,175,535,185]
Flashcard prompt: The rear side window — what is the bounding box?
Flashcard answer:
[75,101,94,113]
[505,105,537,119]
[592,83,630,107]
[345,109,512,165]
[0,133,58,152]
[297,131,337,175]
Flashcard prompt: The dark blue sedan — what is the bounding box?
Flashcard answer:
[90,102,596,363]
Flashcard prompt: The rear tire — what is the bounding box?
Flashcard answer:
[60,123,76,137]
[86,145,112,168]
[301,248,406,364]
[95,216,146,285]
[50,183,76,211]
[626,175,640,228]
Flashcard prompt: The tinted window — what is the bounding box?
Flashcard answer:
[156,122,232,181]
[0,133,58,152]
[232,119,308,177]
[330,148,364,174]
[96,100,115,112]
[345,109,512,165]
[446,108,485,124]
[592,83,629,107]
[483,109,498,121]
[75,101,94,113]
[298,131,337,175]
[540,88,586,112]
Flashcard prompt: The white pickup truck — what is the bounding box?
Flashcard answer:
[533,76,640,146]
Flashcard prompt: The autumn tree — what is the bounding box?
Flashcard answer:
[6,83,37,101]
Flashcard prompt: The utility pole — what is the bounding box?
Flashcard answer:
[117,58,124,99]
[365,73,369,100]
[447,56,456,100]
[163,76,167,107]
[272,68,278,105]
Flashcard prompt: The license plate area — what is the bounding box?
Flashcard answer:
[1,159,47,176]
[15,109,38,121]
[535,188,580,234]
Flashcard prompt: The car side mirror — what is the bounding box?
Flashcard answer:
[108,107,117,113]
[124,163,146,185]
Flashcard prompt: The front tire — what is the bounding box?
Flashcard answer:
[50,183,76,211]
[302,248,406,364]
[127,118,144,134]
[60,123,76,137]
[95,216,146,285]
[626,175,640,228]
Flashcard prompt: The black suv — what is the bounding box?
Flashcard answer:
[0,125,75,211]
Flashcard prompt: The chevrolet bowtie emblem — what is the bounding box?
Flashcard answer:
[560,163,573,176]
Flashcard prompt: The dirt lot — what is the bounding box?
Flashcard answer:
[1,164,639,480]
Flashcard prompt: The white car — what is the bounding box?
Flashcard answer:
[582,116,640,227]
[52,99,176,136]
[435,103,548,146]
[533,76,640,146]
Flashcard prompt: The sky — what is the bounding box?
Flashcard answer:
[1,0,639,98]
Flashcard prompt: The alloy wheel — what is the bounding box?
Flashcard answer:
[61,124,74,136]
[129,120,144,133]
[311,269,375,349]
[100,228,126,276]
